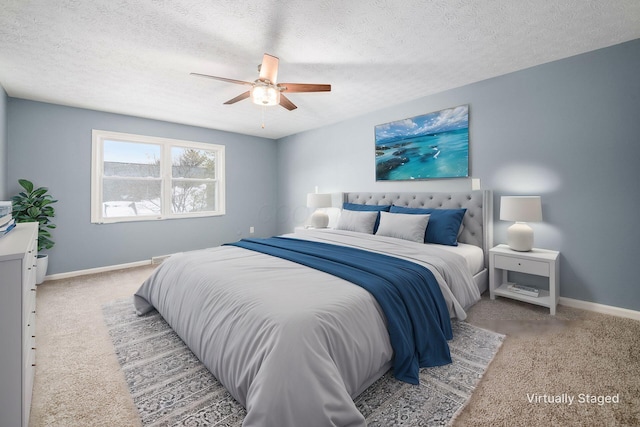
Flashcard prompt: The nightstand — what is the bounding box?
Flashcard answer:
[489,244,560,315]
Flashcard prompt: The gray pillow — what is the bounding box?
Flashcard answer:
[375,211,430,243]
[336,210,378,234]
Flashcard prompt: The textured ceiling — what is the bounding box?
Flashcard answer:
[1,1,639,140]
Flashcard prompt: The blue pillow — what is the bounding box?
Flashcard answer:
[389,206,466,246]
[343,203,391,233]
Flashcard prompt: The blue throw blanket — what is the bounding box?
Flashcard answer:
[226,236,452,384]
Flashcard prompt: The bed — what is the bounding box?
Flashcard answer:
[134,190,493,427]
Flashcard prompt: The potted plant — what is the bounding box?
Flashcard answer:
[12,179,57,284]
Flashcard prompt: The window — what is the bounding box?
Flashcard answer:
[91,130,225,223]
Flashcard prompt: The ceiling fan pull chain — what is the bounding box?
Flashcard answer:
[261,106,266,129]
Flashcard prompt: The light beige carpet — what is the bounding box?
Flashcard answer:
[30,266,640,426]
[29,267,152,427]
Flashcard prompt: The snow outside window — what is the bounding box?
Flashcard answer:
[91,130,225,223]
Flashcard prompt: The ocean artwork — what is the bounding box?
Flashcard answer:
[375,105,469,181]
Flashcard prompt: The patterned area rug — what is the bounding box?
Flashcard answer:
[103,298,504,426]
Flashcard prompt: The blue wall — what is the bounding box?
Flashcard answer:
[277,39,640,311]
[7,100,278,274]
[0,84,7,200]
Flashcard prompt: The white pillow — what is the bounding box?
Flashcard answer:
[336,210,378,234]
[375,211,430,243]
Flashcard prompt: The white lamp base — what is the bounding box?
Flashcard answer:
[309,210,329,228]
[507,222,534,251]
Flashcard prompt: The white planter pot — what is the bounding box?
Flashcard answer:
[36,254,48,285]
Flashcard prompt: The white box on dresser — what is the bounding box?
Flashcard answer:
[0,222,38,427]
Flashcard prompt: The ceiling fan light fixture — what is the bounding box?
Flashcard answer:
[192,53,329,112]
[251,83,280,106]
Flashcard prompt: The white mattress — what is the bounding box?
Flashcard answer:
[430,242,485,276]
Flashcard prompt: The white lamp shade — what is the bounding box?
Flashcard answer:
[306,193,332,209]
[500,196,542,222]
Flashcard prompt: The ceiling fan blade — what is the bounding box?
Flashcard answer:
[278,83,331,93]
[223,91,251,105]
[190,73,253,86]
[279,94,297,111]
[259,54,279,84]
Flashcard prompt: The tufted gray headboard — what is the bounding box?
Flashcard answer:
[344,190,493,266]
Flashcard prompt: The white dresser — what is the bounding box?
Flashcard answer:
[0,222,38,427]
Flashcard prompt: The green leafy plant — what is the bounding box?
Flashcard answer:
[12,179,58,251]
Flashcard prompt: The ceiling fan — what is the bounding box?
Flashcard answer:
[191,53,331,111]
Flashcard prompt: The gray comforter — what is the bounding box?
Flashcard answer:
[134,229,479,426]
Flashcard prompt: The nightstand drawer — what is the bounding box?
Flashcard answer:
[493,254,549,276]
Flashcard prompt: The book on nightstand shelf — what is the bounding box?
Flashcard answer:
[506,282,539,297]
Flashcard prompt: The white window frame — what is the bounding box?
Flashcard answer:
[91,130,225,224]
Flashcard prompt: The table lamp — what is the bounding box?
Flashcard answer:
[500,196,542,251]
[307,193,332,228]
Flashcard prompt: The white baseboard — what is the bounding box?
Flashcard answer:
[44,260,152,282]
[559,296,640,321]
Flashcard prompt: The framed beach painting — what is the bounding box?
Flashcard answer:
[375,105,469,181]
